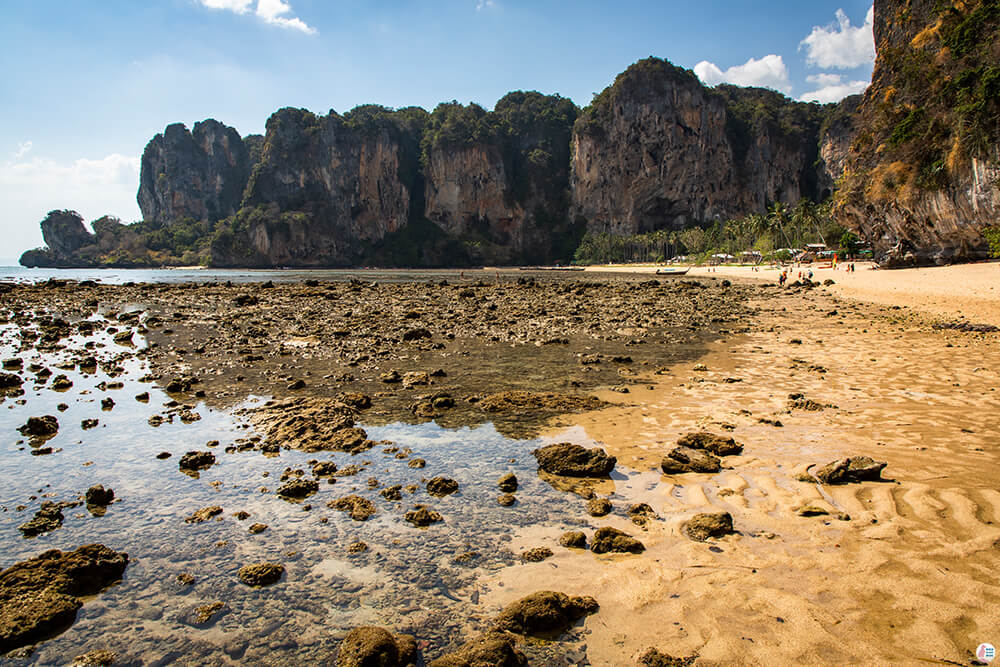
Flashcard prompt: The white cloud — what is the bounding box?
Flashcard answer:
[13,142,33,159]
[255,0,316,33]
[476,0,495,10]
[0,153,142,253]
[694,55,792,94]
[800,7,875,69]
[799,73,869,104]
[200,0,253,12]
[197,0,316,34]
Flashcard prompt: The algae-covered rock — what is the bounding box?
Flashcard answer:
[178,450,215,472]
[676,432,743,456]
[237,562,284,587]
[532,443,616,477]
[809,457,887,484]
[497,473,518,492]
[682,512,735,541]
[404,505,442,527]
[493,590,599,637]
[337,626,417,667]
[328,495,377,521]
[277,478,319,500]
[0,544,128,653]
[428,630,526,667]
[426,477,459,497]
[660,446,721,474]
[559,531,587,549]
[590,527,645,554]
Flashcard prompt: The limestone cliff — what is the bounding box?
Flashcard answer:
[817,95,862,198]
[19,210,95,267]
[571,60,738,235]
[570,59,831,235]
[210,106,424,267]
[421,93,582,264]
[837,0,1000,265]
[137,119,252,227]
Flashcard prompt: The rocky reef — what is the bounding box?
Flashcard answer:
[836,0,1000,265]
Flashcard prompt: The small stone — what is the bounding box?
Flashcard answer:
[237,562,284,587]
[521,547,553,562]
[683,512,735,541]
[498,473,518,492]
[559,531,587,549]
[586,497,612,517]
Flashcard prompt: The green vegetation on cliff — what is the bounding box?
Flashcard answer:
[574,57,700,137]
[842,0,1000,201]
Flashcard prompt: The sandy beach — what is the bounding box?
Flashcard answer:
[587,260,1000,327]
[483,281,1000,665]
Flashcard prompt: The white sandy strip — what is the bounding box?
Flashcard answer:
[584,261,1000,327]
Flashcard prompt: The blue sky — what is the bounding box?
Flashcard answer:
[0,0,875,259]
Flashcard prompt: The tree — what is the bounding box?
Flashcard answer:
[983,226,1000,258]
[839,230,861,256]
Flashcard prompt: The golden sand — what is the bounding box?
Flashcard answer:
[478,278,1000,665]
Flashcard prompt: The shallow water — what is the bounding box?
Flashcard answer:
[0,320,609,665]
[1,266,638,286]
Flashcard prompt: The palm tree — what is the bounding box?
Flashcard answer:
[767,202,792,249]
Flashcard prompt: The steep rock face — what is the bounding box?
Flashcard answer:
[718,86,828,213]
[137,119,252,227]
[40,210,94,257]
[421,94,582,265]
[213,106,424,267]
[817,95,862,199]
[570,60,834,235]
[19,211,96,267]
[425,143,517,239]
[837,0,1000,264]
[571,60,740,235]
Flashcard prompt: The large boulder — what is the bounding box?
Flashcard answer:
[429,630,526,667]
[806,457,888,484]
[590,527,645,554]
[337,626,417,667]
[660,446,721,474]
[532,443,616,477]
[676,432,743,456]
[493,591,599,637]
[0,544,128,653]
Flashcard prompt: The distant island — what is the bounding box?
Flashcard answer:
[21,0,1000,270]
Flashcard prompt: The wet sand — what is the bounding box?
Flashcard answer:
[481,283,1000,665]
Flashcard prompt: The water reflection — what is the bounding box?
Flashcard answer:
[0,322,599,664]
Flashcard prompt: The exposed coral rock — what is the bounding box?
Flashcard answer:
[428,630,527,667]
[237,562,284,587]
[590,527,645,554]
[682,512,736,541]
[493,591,599,637]
[336,626,417,667]
[0,544,128,653]
[532,442,616,477]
